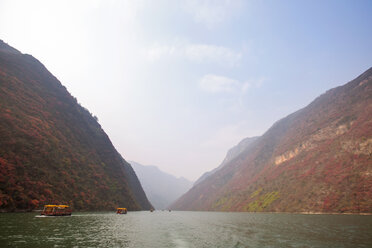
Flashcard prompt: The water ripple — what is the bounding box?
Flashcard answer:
[0,211,371,247]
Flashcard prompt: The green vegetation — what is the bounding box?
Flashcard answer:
[172,67,372,213]
[212,195,235,211]
[245,191,280,212]
[250,188,262,198]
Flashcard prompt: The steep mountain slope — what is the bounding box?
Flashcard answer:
[194,136,259,186]
[131,161,193,209]
[172,68,372,213]
[0,40,152,211]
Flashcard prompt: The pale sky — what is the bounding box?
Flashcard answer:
[1,0,371,181]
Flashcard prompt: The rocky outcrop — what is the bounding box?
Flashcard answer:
[171,67,372,213]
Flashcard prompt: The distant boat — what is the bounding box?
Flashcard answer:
[40,205,72,216]
[116,208,127,214]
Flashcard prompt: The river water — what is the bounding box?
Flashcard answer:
[0,211,371,247]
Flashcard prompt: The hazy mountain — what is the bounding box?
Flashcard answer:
[171,68,372,213]
[194,136,259,186]
[0,40,152,211]
[130,161,193,209]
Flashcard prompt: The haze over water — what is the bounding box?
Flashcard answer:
[1,211,371,247]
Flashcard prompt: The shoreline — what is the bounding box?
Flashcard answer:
[169,210,372,216]
[1,209,371,215]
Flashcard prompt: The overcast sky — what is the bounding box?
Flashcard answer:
[1,0,371,180]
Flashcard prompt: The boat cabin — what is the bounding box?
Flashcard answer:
[116,208,127,214]
[41,205,72,216]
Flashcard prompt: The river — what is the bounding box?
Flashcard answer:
[1,211,371,247]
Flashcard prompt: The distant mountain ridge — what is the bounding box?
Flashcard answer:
[194,136,259,186]
[130,161,193,209]
[0,40,152,211]
[171,68,372,213]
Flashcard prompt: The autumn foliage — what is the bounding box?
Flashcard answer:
[0,40,152,211]
[172,68,372,213]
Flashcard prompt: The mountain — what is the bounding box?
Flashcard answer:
[130,161,193,209]
[0,40,152,211]
[171,68,372,213]
[194,136,259,186]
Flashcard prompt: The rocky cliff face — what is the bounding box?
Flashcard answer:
[0,40,152,211]
[171,68,372,213]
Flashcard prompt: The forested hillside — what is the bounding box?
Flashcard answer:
[172,68,372,213]
[0,40,152,211]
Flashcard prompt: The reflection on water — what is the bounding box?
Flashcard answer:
[1,211,371,247]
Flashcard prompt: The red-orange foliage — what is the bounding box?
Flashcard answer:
[0,40,152,212]
[172,68,372,213]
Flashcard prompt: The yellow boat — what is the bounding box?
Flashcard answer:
[116,208,127,214]
[41,205,72,216]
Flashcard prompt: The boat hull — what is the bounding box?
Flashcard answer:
[40,212,72,216]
